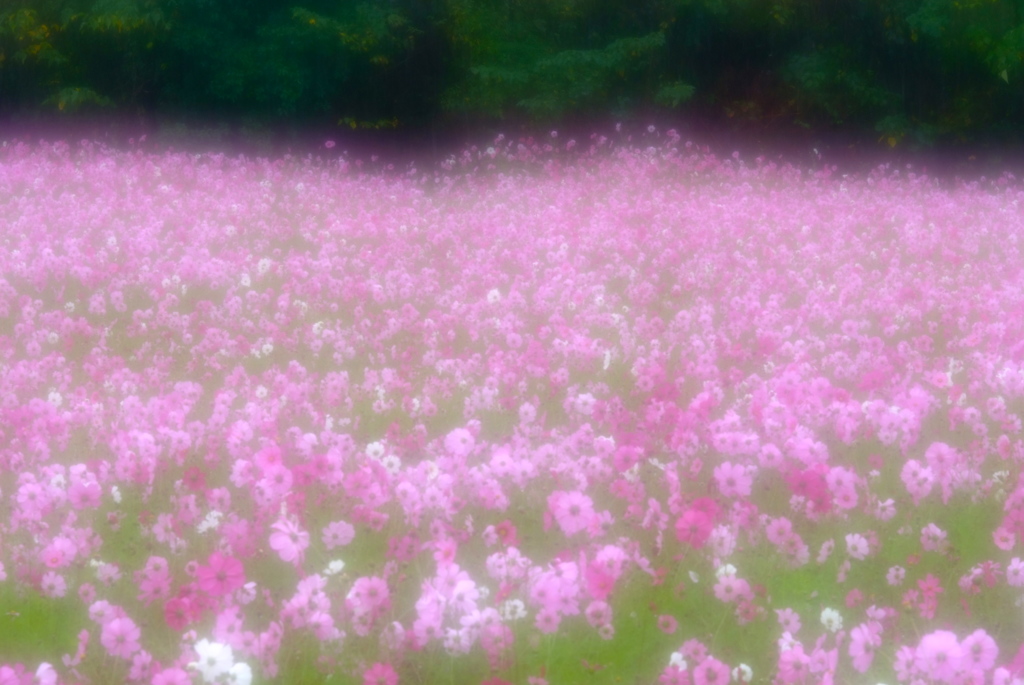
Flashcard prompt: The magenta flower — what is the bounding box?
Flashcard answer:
[163,597,193,631]
[584,562,614,601]
[675,509,713,549]
[196,551,246,597]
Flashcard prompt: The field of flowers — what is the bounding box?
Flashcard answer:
[1,127,1023,685]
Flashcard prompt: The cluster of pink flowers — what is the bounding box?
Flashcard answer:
[0,127,1023,684]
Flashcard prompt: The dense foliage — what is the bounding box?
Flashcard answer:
[1,0,1022,146]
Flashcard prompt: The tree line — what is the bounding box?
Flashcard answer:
[2,0,1022,149]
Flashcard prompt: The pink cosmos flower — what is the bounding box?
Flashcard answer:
[40,571,67,598]
[845,533,869,560]
[535,608,561,634]
[152,667,192,685]
[269,518,310,564]
[40,536,77,569]
[993,527,1016,551]
[584,600,612,628]
[848,622,881,673]
[692,656,729,685]
[362,662,398,685]
[960,628,998,671]
[657,615,678,634]
[659,665,689,685]
[920,523,948,552]
[549,491,595,537]
[322,520,356,548]
[584,562,614,601]
[444,428,475,458]
[163,597,193,631]
[33,664,56,685]
[196,551,246,597]
[775,608,801,634]
[101,616,141,660]
[914,630,963,683]
[67,480,102,509]
[713,461,752,498]
[675,509,713,549]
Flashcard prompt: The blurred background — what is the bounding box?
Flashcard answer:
[2,0,1022,174]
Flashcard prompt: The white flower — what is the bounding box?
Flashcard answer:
[110,486,121,504]
[236,582,257,605]
[732,664,753,683]
[499,599,526,621]
[226,661,252,685]
[47,391,62,407]
[820,607,842,633]
[487,289,501,304]
[257,258,272,275]
[381,455,401,475]
[197,511,223,534]
[324,560,346,576]
[261,342,273,356]
[255,385,268,399]
[669,652,687,670]
[366,442,386,460]
[688,571,700,583]
[190,639,234,683]
[715,564,737,580]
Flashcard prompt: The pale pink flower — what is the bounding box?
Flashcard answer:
[269,518,310,564]
[960,628,998,672]
[323,520,355,548]
[41,571,67,598]
[713,461,752,498]
[444,428,475,458]
[993,527,1015,551]
[692,656,729,685]
[914,630,963,684]
[101,616,141,660]
[1007,557,1024,587]
[845,533,869,560]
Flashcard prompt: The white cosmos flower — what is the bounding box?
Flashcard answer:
[820,607,842,633]
[227,661,253,685]
[190,639,234,682]
[732,664,753,682]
